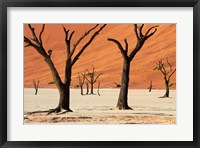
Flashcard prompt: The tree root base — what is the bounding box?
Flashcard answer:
[159,95,169,98]
[29,108,73,115]
[47,108,73,115]
[116,106,133,110]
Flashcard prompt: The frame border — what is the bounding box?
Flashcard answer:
[0,0,199,147]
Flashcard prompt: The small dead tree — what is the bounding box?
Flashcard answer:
[33,79,40,95]
[97,81,101,96]
[108,24,158,110]
[86,82,89,95]
[77,72,86,95]
[85,66,103,94]
[114,82,121,88]
[147,80,153,92]
[153,58,176,98]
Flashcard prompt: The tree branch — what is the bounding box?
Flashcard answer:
[62,25,69,42]
[39,24,45,45]
[68,24,99,59]
[166,58,173,75]
[24,36,32,47]
[24,36,45,55]
[85,75,91,83]
[168,68,176,81]
[94,73,103,83]
[92,65,96,74]
[134,24,140,40]
[78,72,86,86]
[129,24,158,60]
[158,60,167,75]
[139,24,144,37]
[144,25,159,37]
[28,24,40,46]
[108,38,127,58]
[146,29,157,39]
[62,25,70,55]
[69,31,75,42]
[71,24,106,66]
[24,24,64,89]
[124,39,128,53]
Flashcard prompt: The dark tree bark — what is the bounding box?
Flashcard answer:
[91,82,94,94]
[80,86,83,95]
[148,80,153,92]
[85,66,102,94]
[86,82,89,94]
[24,24,106,114]
[78,71,86,95]
[114,82,121,88]
[116,59,131,109]
[33,79,40,95]
[97,81,100,96]
[108,24,158,110]
[164,76,169,97]
[154,59,176,98]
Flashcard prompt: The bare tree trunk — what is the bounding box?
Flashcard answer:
[62,60,72,111]
[43,57,71,112]
[78,72,85,95]
[80,86,83,95]
[33,79,40,95]
[62,84,71,110]
[97,81,100,96]
[149,80,152,92]
[163,77,169,97]
[114,82,121,88]
[91,83,94,94]
[116,60,132,110]
[149,88,151,92]
[86,82,89,94]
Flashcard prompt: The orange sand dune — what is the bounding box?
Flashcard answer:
[24,24,176,89]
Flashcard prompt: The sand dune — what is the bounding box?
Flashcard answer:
[24,24,176,89]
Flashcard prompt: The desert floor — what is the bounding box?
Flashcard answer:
[24,88,176,124]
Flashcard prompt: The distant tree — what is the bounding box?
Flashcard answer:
[78,72,86,95]
[153,58,176,97]
[24,24,106,113]
[85,66,103,94]
[114,82,121,88]
[86,82,89,95]
[33,79,40,95]
[108,24,158,110]
[147,80,153,92]
[97,81,101,96]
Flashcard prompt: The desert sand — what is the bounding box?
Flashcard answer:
[24,88,176,124]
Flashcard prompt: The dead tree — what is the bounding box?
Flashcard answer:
[154,58,176,98]
[114,82,121,88]
[108,24,158,110]
[78,72,86,95]
[24,24,106,114]
[85,66,102,94]
[33,79,40,95]
[97,81,101,96]
[86,82,89,94]
[147,80,153,92]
